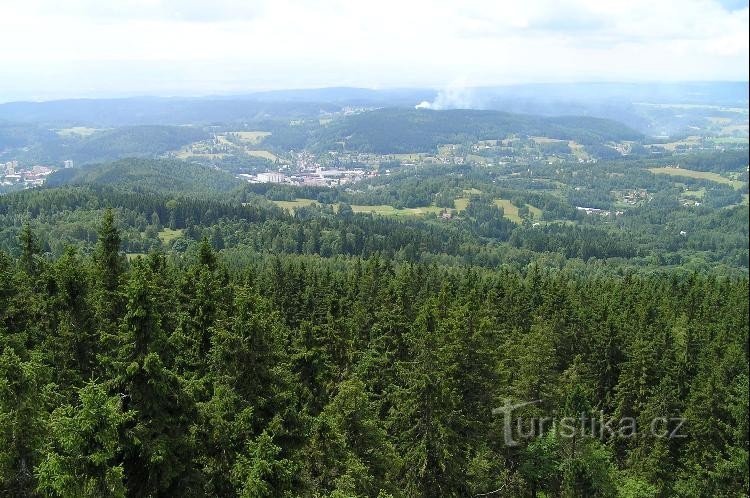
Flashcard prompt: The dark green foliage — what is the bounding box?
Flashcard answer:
[46,158,242,195]
[308,108,642,153]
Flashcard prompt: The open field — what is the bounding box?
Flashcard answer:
[527,204,543,220]
[494,199,522,223]
[125,253,147,261]
[56,127,100,137]
[174,151,229,160]
[531,136,566,144]
[272,199,319,212]
[246,150,281,161]
[272,199,447,218]
[495,199,543,223]
[720,124,749,135]
[158,228,183,244]
[711,136,749,145]
[454,197,470,211]
[456,196,541,223]
[350,204,443,217]
[389,153,430,162]
[227,131,271,144]
[467,154,490,164]
[568,141,591,161]
[652,136,703,151]
[681,188,706,199]
[649,167,746,189]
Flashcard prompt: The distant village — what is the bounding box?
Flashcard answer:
[237,151,379,187]
[1,160,72,188]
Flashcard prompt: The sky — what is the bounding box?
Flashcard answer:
[0,0,748,102]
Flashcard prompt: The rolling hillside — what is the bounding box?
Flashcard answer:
[307,108,643,154]
[45,158,242,195]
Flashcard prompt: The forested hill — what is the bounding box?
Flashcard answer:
[307,108,643,153]
[0,125,208,166]
[45,158,242,195]
[0,98,340,126]
[0,218,747,496]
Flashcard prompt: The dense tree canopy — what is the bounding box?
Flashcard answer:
[0,214,746,496]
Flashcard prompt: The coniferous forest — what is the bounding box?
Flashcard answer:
[0,207,747,497]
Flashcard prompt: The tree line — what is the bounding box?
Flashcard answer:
[0,211,747,496]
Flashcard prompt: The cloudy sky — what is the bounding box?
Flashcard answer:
[0,0,747,101]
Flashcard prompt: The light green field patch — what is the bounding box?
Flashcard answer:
[711,136,749,145]
[454,198,469,211]
[467,154,490,164]
[682,188,706,199]
[649,167,745,189]
[272,199,319,212]
[720,124,749,135]
[350,204,443,217]
[126,253,147,261]
[228,131,271,145]
[651,136,703,151]
[494,199,522,223]
[246,150,281,161]
[56,126,100,137]
[568,141,591,161]
[531,136,566,144]
[158,228,184,244]
[527,204,543,220]
[174,151,229,160]
[463,188,482,195]
[390,153,428,162]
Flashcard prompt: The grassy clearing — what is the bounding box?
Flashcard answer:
[467,154,490,164]
[649,167,745,189]
[56,127,100,137]
[158,228,184,244]
[174,151,229,160]
[711,136,749,145]
[681,188,706,199]
[126,253,147,261]
[272,199,319,212]
[568,141,591,161]
[390,153,428,162]
[494,199,522,223]
[350,204,443,217]
[720,124,749,135]
[228,131,271,144]
[531,136,565,144]
[651,136,703,151]
[527,204,543,220]
[456,197,538,223]
[246,150,281,161]
[493,199,543,223]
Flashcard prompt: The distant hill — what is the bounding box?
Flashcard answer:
[46,158,243,195]
[0,98,341,127]
[1,125,209,166]
[0,122,57,150]
[307,108,643,154]
[66,125,209,163]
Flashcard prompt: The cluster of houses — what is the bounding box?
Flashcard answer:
[1,161,58,188]
[576,206,625,217]
[239,166,376,187]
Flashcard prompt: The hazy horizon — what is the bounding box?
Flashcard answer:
[1,0,748,102]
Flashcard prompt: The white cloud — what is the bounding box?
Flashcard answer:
[0,0,747,100]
